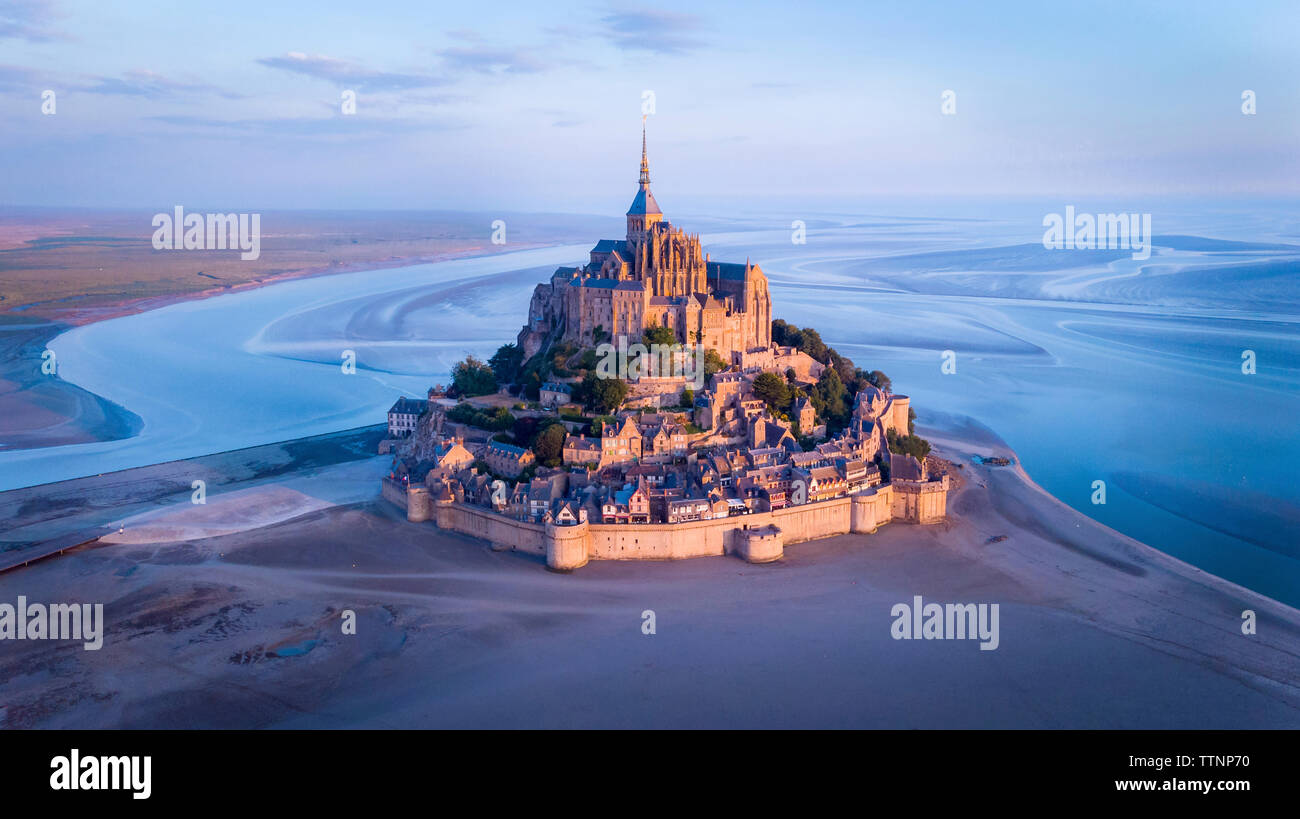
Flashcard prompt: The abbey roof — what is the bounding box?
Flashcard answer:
[627,185,662,216]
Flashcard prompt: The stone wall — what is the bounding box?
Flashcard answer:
[383,479,931,570]
[435,501,548,554]
[892,476,948,524]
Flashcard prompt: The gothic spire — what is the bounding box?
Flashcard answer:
[639,116,650,186]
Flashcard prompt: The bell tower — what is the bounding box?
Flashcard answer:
[626,118,663,242]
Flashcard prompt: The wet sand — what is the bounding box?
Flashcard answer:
[1,416,1295,729]
[0,316,142,452]
[0,207,617,456]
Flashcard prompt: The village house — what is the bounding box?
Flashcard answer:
[424,438,475,482]
[662,493,712,523]
[388,396,425,438]
[562,433,602,467]
[793,464,847,503]
[601,480,651,524]
[545,498,587,526]
[485,440,536,478]
[539,381,573,408]
[836,456,880,491]
[644,421,689,458]
[601,415,643,467]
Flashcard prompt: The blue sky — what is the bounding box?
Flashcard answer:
[2,0,1297,212]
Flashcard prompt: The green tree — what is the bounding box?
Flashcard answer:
[488,343,523,384]
[483,408,512,434]
[447,402,478,425]
[521,370,542,401]
[752,371,791,413]
[643,323,677,346]
[866,369,892,393]
[512,415,540,447]
[814,366,850,430]
[771,318,794,346]
[532,422,567,466]
[797,327,828,362]
[447,401,514,432]
[451,355,498,397]
[703,349,727,379]
[581,372,629,414]
[887,429,931,460]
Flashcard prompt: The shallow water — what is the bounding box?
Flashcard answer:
[4,203,1298,606]
[705,205,1300,607]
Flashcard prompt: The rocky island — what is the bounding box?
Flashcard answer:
[380,129,951,569]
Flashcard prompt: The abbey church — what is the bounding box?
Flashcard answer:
[517,126,772,360]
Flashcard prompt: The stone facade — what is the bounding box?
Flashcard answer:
[517,126,771,362]
[387,396,425,438]
[381,129,951,571]
[395,482,911,571]
[484,440,535,478]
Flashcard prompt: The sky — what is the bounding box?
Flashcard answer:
[2,0,1298,213]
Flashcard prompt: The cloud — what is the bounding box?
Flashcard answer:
[435,44,556,75]
[599,9,705,55]
[445,28,483,42]
[0,0,65,42]
[77,69,244,99]
[149,113,465,138]
[0,62,41,90]
[257,52,443,91]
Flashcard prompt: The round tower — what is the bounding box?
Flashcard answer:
[546,520,591,571]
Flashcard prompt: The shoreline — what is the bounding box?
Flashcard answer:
[0,315,144,452]
[3,242,553,329]
[0,413,1295,728]
[2,243,1294,622]
[0,242,553,454]
[919,413,1299,617]
[0,423,387,557]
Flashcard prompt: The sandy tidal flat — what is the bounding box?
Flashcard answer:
[0,418,1295,729]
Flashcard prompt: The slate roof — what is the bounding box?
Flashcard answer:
[706,261,749,281]
[627,186,662,216]
[389,397,426,416]
[487,440,529,458]
[890,453,924,481]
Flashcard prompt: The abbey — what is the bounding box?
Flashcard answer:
[379,126,952,571]
[517,126,771,361]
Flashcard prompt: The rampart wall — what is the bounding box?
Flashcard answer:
[383,480,944,571]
